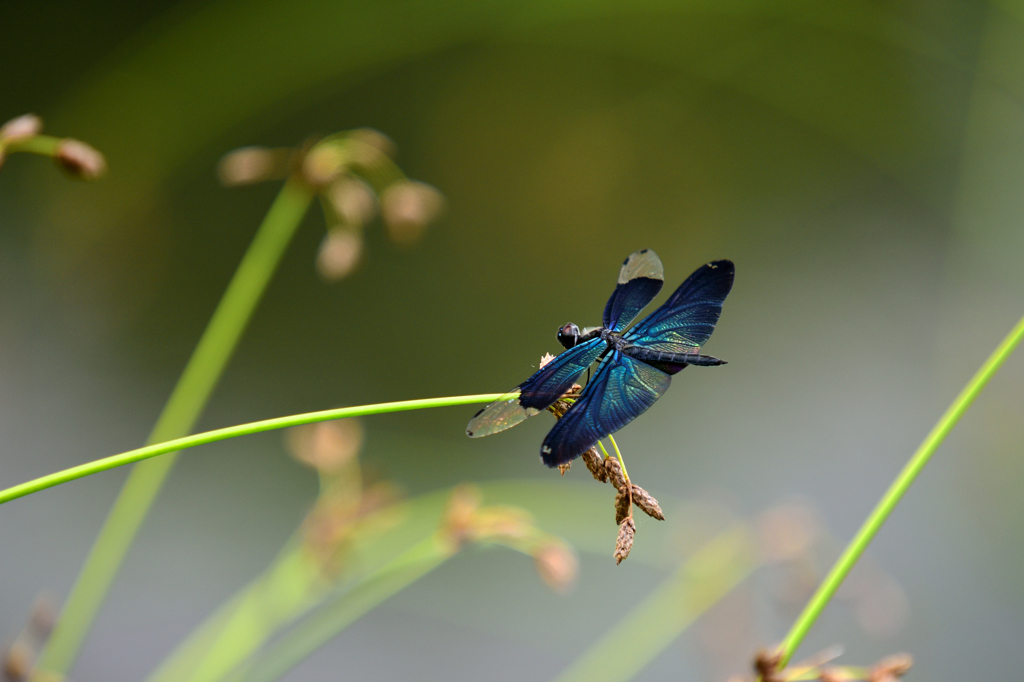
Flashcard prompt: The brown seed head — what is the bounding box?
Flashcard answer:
[0,113,43,142]
[581,448,607,482]
[380,180,444,245]
[288,420,364,474]
[868,654,912,682]
[54,139,106,180]
[614,487,631,525]
[613,517,636,564]
[316,230,363,281]
[630,484,664,521]
[534,541,578,592]
[557,462,571,475]
[604,456,627,491]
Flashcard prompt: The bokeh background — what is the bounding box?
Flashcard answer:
[2,0,1024,680]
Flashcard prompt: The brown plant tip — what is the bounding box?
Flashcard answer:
[557,462,571,475]
[2,639,32,682]
[0,113,43,142]
[316,229,363,281]
[534,541,578,592]
[753,648,784,682]
[54,139,106,180]
[581,448,607,482]
[868,653,912,682]
[603,456,627,491]
[380,180,444,246]
[613,517,636,564]
[630,484,664,521]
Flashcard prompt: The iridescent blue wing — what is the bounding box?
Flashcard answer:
[624,259,734,357]
[603,249,664,332]
[467,337,605,438]
[539,350,671,466]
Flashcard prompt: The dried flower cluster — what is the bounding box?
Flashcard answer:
[746,647,912,682]
[0,113,106,180]
[440,485,578,592]
[218,129,444,281]
[1,596,56,682]
[545,377,665,564]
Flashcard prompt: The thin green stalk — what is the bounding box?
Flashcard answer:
[552,524,757,682]
[778,312,1024,666]
[4,135,61,156]
[0,394,502,507]
[34,177,316,678]
[607,434,628,483]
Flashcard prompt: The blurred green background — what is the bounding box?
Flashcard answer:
[2,0,1023,679]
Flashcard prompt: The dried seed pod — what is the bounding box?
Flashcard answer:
[54,139,106,180]
[581,448,606,482]
[614,487,631,525]
[613,517,636,564]
[557,462,571,475]
[630,484,664,520]
[603,456,627,491]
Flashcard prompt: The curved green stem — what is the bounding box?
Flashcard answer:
[33,177,315,678]
[607,434,628,484]
[4,134,62,156]
[0,394,502,508]
[778,312,1024,666]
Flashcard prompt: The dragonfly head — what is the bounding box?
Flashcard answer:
[557,323,580,350]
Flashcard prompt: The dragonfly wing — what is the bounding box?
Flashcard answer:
[624,259,734,353]
[603,249,664,332]
[540,351,671,466]
[467,337,605,438]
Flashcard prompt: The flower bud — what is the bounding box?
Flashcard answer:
[0,114,43,142]
[324,177,377,226]
[613,517,635,564]
[380,180,444,245]
[54,139,106,180]
[217,146,289,186]
[316,230,363,281]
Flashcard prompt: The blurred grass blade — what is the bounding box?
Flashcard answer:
[33,177,316,679]
[552,524,758,682]
[226,534,456,682]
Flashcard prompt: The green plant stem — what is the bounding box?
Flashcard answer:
[552,524,757,682]
[4,135,61,156]
[33,177,316,679]
[607,434,628,483]
[778,312,1024,666]
[0,394,503,508]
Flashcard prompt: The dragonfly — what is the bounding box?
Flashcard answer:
[466,249,734,467]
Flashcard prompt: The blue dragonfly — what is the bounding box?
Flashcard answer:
[467,249,734,467]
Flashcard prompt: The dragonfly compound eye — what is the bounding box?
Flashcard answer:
[557,323,580,349]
